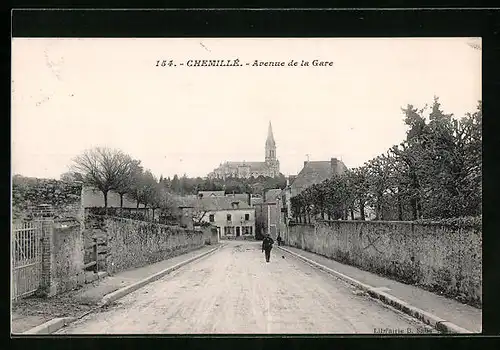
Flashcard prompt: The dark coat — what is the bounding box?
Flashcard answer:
[262,237,274,251]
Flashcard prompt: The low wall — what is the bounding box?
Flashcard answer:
[286,219,482,307]
[51,220,85,293]
[38,219,87,297]
[101,216,211,274]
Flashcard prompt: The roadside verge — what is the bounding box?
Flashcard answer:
[100,243,223,306]
[277,246,473,334]
[21,243,224,335]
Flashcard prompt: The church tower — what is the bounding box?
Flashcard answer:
[265,121,280,176]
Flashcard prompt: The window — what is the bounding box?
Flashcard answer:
[227,214,232,222]
[209,214,215,222]
[241,226,253,235]
[224,226,234,235]
[245,213,250,221]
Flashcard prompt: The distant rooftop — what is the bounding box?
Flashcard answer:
[198,190,225,198]
[264,188,282,203]
[176,196,252,212]
[290,158,348,198]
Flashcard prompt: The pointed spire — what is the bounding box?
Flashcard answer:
[266,121,275,146]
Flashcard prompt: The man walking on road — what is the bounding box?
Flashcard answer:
[262,234,274,263]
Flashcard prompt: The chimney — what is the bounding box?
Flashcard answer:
[331,158,339,174]
[304,154,310,168]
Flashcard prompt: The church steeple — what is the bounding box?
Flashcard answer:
[266,121,276,147]
[265,121,277,163]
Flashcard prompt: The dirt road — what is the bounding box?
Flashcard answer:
[57,241,436,334]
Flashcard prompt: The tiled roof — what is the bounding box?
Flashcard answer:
[264,188,282,203]
[176,195,252,211]
[224,161,268,171]
[174,195,198,207]
[225,193,251,203]
[251,197,263,205]
[198,191,225,197]
[290,159,347,198]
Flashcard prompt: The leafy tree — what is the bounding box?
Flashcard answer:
[170,174,181,194]
[292,97,481,221]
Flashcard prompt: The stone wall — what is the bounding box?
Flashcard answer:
[286,219,482,307]
[39,219,86,297]
[51,219,85,293]
[11,176,83,222]
[85,215,211,274]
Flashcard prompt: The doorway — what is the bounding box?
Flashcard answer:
[236,226,241,237]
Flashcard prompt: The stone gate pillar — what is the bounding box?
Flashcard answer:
[39,219,57,297]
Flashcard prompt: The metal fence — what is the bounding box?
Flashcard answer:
[11,220,44,301]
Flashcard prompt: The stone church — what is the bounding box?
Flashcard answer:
[208,122,280,179]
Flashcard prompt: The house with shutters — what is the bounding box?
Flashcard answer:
[178,196,256,239]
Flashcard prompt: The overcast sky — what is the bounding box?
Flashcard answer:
[12,38,481,179]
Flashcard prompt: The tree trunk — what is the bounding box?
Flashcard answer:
[397,195,403,221]
[417,197,423,219]
[350,208,354,220]
[410,172,420,220]
[103,191,108,215]
[376,194,382,220]
[410,197,418,220]
[360,202,366,220]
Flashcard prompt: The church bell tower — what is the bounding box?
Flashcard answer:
[265,121,279,176]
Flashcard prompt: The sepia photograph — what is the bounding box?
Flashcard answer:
[11,37,482,335]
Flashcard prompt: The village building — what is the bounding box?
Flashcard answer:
[254,188,284,239]
[197,191,225,198]
[177,196,256,239]
[208,122,280,179]
[280,158,348,222]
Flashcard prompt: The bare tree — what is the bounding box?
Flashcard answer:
[133,170,158,220]
[191,198,209,226]
[150,182,170,222]
[72,147,131,211]
[114,156,140,209]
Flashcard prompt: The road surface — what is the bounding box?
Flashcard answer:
[57,241,436,334]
